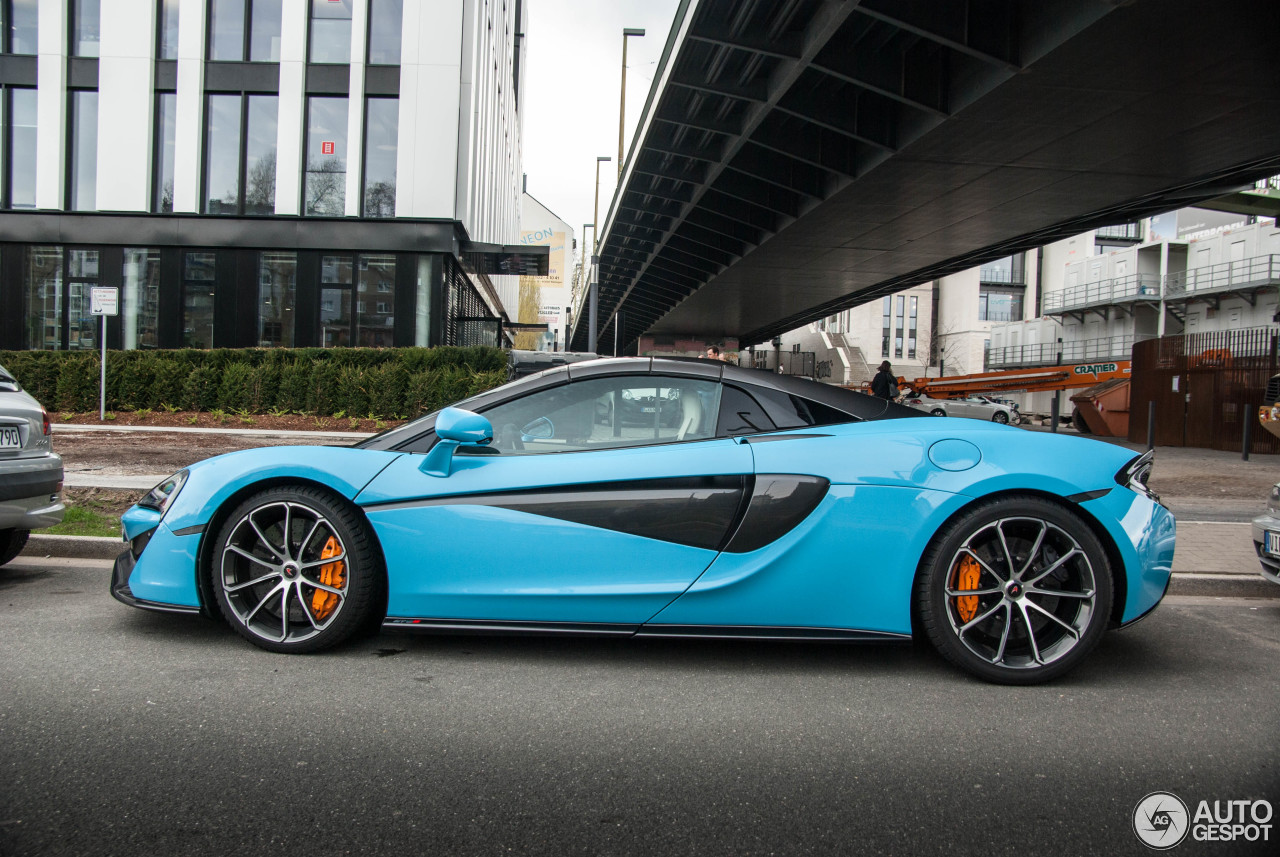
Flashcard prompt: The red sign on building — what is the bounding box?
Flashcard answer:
[321,141,335,155]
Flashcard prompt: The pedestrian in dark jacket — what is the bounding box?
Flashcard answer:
[871,361,898,400]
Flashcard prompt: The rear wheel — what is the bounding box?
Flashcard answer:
[211,486,383,653]
[930,408,947,417]
[0,529,29,567]
[915,496,1113,684]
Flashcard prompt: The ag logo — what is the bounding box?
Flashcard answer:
[1134,792,1190,849]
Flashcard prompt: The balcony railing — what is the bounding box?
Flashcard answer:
[984,334,1148,370]
[1165,254,1280,298]
[978,267,1024,285]
[1043,272,1161,313]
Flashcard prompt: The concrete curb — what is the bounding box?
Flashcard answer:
[25,534,122,561]
[19,534,1279,598]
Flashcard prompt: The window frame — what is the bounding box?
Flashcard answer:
[207,0,281,62]
[200,91,278,216]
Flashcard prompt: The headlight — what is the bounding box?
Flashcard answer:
[138,469,188,516]
[1115,450,1160,504]
[1268,484,1280,517]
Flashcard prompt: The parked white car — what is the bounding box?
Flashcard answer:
[902,394,1017,424]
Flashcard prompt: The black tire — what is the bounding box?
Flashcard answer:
[0,529,29,567]
[992,411,1010,424]
[210,486,384,653]
[1072,408,1091,434]
[930,408,947,417]
[915,496,1113,684]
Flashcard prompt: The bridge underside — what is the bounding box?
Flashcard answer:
[569,0,1280,353]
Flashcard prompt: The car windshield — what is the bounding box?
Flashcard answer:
[0,365,18,391]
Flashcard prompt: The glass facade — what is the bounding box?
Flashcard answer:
[23,247,61,351]
[69,91,98,211]
[183,252,217,348]
[4,87,37,208]
[208,0,245,60]
[363,97,397,217]
[367,0,403,65]
[72,0,100,57]
[320,254,353,346]
[310,0,352,64]
[978,286,1025,322]
[304,96,347,215]
[357,254,395,346]
[7,0,38,54]
[158,0,180,60]
[204,94,241,212]
[155,93,177,212]
[245,95,278,213]
[123,249,161,349]
[210,0,282,61]
[204,94,278,214]
[66,249,99,351]
[249,0,283,61]
[258,251,296,346]
[3,247,495,352]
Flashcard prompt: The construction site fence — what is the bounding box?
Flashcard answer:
[1129,326,1280,454]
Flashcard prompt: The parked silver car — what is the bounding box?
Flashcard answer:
[1250,482,1280,586]
[902,394,1017,424]
[0,363,64,566]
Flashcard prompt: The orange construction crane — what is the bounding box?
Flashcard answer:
[904,360,1132,398]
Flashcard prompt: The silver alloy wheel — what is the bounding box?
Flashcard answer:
[943,516,1096,670]
[219,501,350,645]
[992,411,1010,423]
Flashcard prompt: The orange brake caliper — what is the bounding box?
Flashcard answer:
[952,555,982,623]
[310,536,346,621]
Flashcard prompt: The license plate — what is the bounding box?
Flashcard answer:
[642,407,656,413]
[0,426,20,449]
[1266,532,1280,557]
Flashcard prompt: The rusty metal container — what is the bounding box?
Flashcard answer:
[1069,378,1130,437]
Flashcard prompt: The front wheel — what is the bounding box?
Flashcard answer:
[992,411,1010,424]
[915,496,1113,684]
[211,486,383,653]
[930,408,947,417]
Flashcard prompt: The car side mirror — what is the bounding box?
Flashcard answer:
[420,407,494,477]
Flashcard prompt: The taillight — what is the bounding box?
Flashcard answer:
[41,408,51,436]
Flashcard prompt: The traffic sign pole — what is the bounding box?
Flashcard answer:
[90,287,120,422]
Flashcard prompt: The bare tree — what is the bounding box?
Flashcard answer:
[364,180,396,217]
[305,156,345,215]
[246,151,277,213]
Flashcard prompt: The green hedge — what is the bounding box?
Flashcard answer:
[0,347,508,419]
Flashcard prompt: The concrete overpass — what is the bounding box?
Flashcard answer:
[567,0,1280,354]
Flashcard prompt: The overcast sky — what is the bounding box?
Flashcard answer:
[522,0,682,255]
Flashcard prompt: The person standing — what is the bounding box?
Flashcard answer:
[705,345,722,361]
[871,361,898,400]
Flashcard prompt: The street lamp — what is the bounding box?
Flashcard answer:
[618,28,645,180]
[589,157,611,353]
[592,155,610,254]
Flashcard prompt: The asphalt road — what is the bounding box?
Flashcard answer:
[2,557,1277,857]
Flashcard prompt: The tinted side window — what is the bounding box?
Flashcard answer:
[745,384,859,428]
[481,375,722,455]
[717,385,777,436]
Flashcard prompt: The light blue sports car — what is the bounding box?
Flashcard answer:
[113,358,1175,684]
